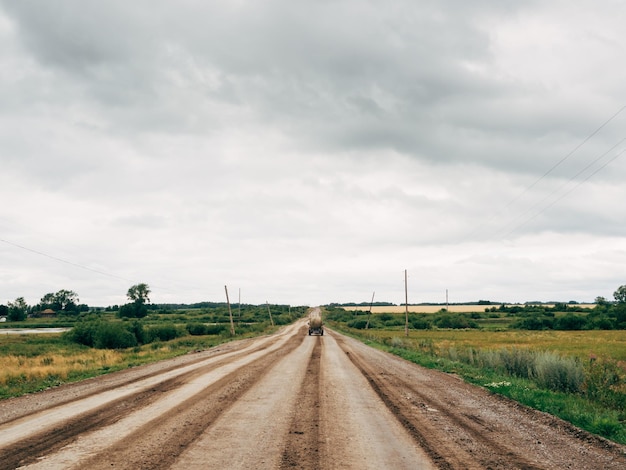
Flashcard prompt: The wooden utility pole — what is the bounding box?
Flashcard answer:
[365,291,375,330]
[266,301,274,326]
[404,269,409,337]
[238,288,242,326]
[225,285,235,335]
[446,289,449,311]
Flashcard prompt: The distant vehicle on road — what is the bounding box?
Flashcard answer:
[308,311,323,336]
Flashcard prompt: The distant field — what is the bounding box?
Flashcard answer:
[361,328,626,361]
[342,304,596,314]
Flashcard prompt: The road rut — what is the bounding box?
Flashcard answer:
[1,318,625,469]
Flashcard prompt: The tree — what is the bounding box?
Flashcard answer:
[8,297,28,321]
[40,289,80,313]
[612,285,626,328]
[40,293,57,310]
[127,283,151,305]
[613,285,626,304]
[55,289,79,311]
[119,283,151,319]
[595,296,608,306]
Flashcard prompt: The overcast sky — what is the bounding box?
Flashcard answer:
[1,1,625,308]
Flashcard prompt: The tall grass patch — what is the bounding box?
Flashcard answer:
[0,349,124,395]
[533,352,584,393]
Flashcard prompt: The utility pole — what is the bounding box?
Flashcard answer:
[365,291,375,329]
[225,285,235,335]
[266,301,274,326]
[405,269,409,337]
[238,288,241,326]
[446,289,449,311]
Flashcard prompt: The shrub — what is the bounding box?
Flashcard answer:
[511,314,554,330]
[186,323,208,335]
[583,357,626,409]
[273,314,292,325]
[144,324,183,342]
[205,324,228,335]
[347,318,370,329]
[498,348,535,379]
[64,321,100,347]
[434,314,478,329]
[556,313,586,330]
[127,320,146,344]
[94,323,138,349]
[410,317,432,329]
[533,352,584,393]
[326,310,354,322]
[118,302,148,319]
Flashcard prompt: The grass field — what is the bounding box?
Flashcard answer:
[362,328,626,361]
[343,304,596,314]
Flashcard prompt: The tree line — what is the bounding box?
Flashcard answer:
[1,283,151,321]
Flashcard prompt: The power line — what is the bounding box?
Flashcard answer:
[490,137,625,240]
[0,237,134,283]
[502,147,626,239]
[468,105,626,243]
[502,105,626,210]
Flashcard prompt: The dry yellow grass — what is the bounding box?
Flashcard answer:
[0,350,124,385]
[342,304,596,314]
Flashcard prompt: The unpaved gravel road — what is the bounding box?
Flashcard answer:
[1,313,625,469]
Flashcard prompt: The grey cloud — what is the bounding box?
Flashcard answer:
[0,1,514,151]
[1,1,625,306]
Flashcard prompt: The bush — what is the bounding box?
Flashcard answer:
[94,322,138,349]
[434,314,478,329]
[118,302,148,319]
[205,324,228,335]
[410,317,432,329]
[185,322,228,335]
[511,314,555,330]
[556,313,586,330]
[497,348,535,379]
[326,310,354,322]
[273,314,292,325]
[534,352,584,393]
[64,321,100,347]
[144,324,183,342]
[186,323,208,335]
[347,318,369,329]
[127,320,146,344]
[583,357,626,409]
[383,316,406,327]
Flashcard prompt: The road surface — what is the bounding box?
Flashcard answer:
[1,315,625,469]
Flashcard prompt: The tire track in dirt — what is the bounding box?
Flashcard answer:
[0,332,291,468]
[280,338,322,469]
[1,374,180,469]
[49,330,306,470]
[329,337,455,469]
[319,332,435,469]
[342,346,540,470]
[333,331,626,470]
[0,326,295,428]
[168,324,316,469]
[0,341,242,426]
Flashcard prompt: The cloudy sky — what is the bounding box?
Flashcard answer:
[1,1,625,308]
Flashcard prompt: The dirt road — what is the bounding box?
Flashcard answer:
[1,318,625,469]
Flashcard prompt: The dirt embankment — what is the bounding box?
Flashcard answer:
[0,321,624,469]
